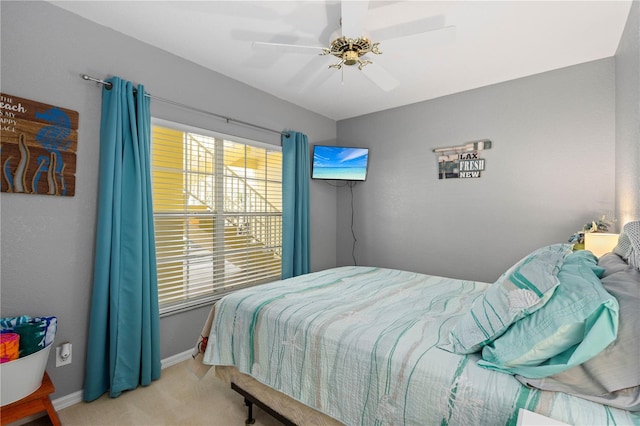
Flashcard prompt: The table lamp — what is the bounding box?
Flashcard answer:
[584,233,619,257]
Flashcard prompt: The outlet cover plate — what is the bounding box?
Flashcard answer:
[56,344,72,367]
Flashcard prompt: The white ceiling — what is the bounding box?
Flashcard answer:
[50,1,632,121]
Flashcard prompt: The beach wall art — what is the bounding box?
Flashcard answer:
[433,139,492,180]
[0,93,78,196]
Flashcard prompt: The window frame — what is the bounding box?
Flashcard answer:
[151,118,283,316]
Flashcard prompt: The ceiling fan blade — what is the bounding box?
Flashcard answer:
[287,56,332,92]
[341,1,369,39]
[379,25,456,52]
[361,63,399,92]
[297,66,335,93]
[369,14,449,42]
[252,41,326,55]
[233,29,321,45]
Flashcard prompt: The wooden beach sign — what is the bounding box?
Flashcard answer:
[0,93,79,196]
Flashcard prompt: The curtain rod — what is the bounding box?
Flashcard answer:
[81,74,290,138]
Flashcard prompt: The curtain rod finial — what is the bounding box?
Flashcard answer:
[82,74,113,90]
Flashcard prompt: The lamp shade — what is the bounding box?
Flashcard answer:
[584,233,619,257]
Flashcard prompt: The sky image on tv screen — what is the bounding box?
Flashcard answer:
[312,146,369,180]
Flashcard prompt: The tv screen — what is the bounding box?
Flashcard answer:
[311,145,370,181]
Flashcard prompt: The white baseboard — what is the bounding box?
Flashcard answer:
[161,349,193,369]
[53,390,83,411]
[50,349,195,412]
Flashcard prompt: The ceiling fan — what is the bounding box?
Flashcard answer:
[251,1,455,91]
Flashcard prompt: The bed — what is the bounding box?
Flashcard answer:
[192,224,640,426]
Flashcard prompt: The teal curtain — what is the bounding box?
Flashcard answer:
[282,131,310,279]
[84,77,161,401]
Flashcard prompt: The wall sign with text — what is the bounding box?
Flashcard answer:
[1,93,78,196]
[433,139,492,180]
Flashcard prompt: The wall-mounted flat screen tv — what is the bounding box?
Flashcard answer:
[311,145,370,181]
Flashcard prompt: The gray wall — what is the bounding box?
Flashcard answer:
[336,59,616,283]
[615,0,640,226]
[0,1,336,399]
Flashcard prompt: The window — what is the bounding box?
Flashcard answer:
[151,120,282,314]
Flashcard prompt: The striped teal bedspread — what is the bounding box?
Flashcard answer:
[203,266,639,425]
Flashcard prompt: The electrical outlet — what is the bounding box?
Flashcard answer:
[56,342,72,367]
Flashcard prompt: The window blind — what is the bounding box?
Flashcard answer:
[151,121,282,314]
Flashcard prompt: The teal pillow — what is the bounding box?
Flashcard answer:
[564,249,605,277]
[441,243,573,354]
[477,251,619,378]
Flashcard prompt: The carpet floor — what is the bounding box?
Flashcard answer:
[25,361,283,426]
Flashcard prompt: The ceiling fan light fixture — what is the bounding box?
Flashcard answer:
[357,60,373,70]
[343,50,359,66]
[322,36,382,70]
